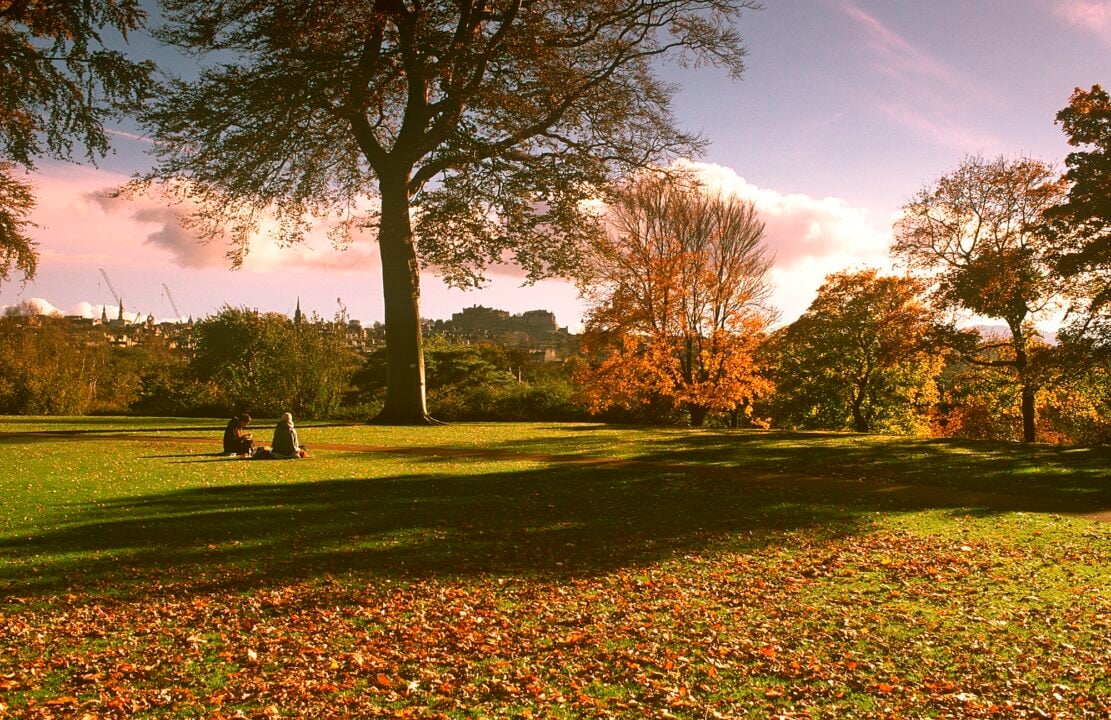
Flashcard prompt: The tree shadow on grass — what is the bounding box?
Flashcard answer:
[1,463,871,601]
[3,432,1106,603]
[0,429,219,446]
[493,428,1111,505]
[0,417,178,428]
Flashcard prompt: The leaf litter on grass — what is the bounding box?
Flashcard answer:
[2,515,1109,719]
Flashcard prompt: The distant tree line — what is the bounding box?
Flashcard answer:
[1,283,1106,442]
[0,305,590,423]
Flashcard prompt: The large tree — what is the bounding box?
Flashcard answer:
[893,155,1068,442]
[759,269,947,434]
[577,171,773,426]
[138,0,758,423]
[0,0,153,285]
[1044,84,1111,351]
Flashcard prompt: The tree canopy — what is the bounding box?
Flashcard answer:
[0,163,35,285]
[578,171,773,426]
[759,269,947,434]
[140,0,759,423]
[0,0,153,285]
[1045,84,1111,351]
[192,306,359,418]
[893,155,1068,442]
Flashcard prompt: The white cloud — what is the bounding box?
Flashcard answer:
[1,297,63,317]
[659,161,897,322]
[0,298,176,324]
[69,301,101,318]
[0,297,160,323]
[105,128,155,145]
[67,301,147,323]
[675,160,891,264]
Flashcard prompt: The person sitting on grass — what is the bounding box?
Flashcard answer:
[223,413,254,455]
[271,412,308,459]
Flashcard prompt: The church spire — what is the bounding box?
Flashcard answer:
[294,297,302,326]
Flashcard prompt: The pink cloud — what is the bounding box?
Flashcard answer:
[11,164,582,326]
[90,191,232,268]
[87,183,382,273]
[1053,0,1111,40]
[15,165,379,276]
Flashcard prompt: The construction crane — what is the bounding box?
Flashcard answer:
[162,283,184,323]
[98,268,125,321]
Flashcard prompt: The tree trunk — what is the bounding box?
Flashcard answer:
[1011,327,1036,443]
[371,168,437,424]
[689,405,708,427]
[1020,383,1036,443]
[850,385,869,432]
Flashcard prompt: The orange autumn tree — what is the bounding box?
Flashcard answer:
[578,171,774,426]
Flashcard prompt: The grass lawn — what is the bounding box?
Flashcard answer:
[0,417,1108,719]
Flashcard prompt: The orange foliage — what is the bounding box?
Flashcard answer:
[577,172,774,424]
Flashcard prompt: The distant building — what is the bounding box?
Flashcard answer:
[530,347,561,364]
[450,305,511,332]
[435,305,574,361]
[65,315,98,328]
[448,305,560,341]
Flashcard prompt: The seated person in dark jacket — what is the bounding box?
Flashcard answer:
[223,414,254,454]
[270,412,304,458]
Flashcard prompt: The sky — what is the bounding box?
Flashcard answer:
[3,0,1110,330]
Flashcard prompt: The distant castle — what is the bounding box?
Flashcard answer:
[446,305,563,340]
[424,305,576,362]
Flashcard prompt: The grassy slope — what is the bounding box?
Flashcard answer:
[0,417,1108,719]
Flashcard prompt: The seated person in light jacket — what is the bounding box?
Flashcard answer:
[271,412,306,458]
